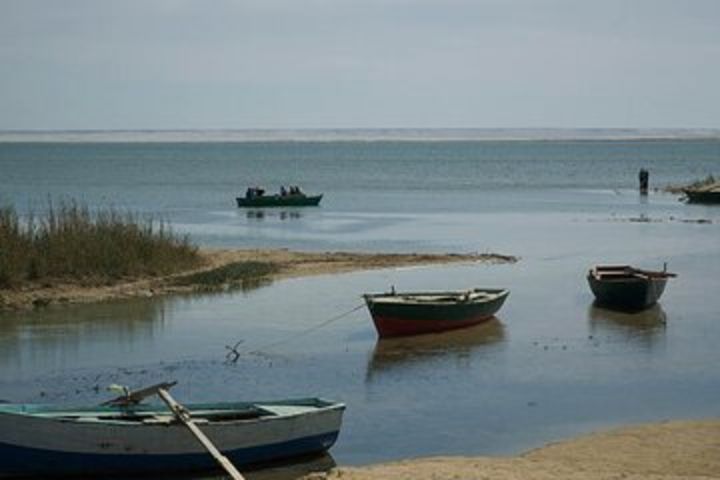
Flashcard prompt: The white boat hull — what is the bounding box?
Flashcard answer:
[0,400,344,476]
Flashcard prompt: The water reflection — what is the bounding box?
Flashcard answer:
[183,275,274,295]
[218,454,334,480]
[35,453,336,480]
[245,210,302,221]
[588,303,667,350]
[365,319,506,382]
[0,298,166,381]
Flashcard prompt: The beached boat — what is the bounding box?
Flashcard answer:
[587,265,676,311]
[0,395,345,477]
[363,288,510,338]
[683,188,720,204]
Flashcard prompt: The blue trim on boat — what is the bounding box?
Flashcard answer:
[0,397,335,415]
[0,431,340,476]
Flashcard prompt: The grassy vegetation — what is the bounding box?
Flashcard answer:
[665,174,717,193]
[685,174,716,189]
[0,201,201,289]
[171,261,280,292]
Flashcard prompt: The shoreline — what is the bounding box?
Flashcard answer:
[3,128,720,144]
[314,419,720,480]
[0,248,517,310]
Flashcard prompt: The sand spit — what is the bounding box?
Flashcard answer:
[312,419,720,480]
[600,215,713,224]
[664,176,719,194]
[0,249,517,310]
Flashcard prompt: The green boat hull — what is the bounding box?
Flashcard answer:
[364,288,509,338]
[236,194,323,208]
[587,265,674,311]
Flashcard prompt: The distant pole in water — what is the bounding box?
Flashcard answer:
[639,168,649,195]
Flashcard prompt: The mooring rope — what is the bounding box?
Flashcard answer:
[225,303,366,363]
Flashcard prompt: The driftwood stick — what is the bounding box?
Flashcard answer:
[157,388,245,480]
[225,340,244,363]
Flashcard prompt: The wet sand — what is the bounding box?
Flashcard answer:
[312,419,720,480]
[0,248,517,310]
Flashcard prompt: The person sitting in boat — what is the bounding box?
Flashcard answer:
[246,186,265,198]
[280,185,287,196]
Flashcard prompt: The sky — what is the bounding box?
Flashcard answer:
[1,0,719,130]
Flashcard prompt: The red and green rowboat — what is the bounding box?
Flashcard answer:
[363,288,510,338]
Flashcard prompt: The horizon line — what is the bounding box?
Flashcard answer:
[1,127,720,144]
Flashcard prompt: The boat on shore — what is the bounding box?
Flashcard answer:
[587,265,676,311]
[0,395,344,477]
[676,178,720,204]
[236,186,323,207]
[363,288,509,338]
[683,188,720,204]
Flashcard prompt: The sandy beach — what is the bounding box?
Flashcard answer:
[312,419,720,480]
[0,248,517,310]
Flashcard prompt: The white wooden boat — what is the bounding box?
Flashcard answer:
[0,395,344,477]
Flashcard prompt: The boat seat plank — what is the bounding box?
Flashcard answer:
[255,405,318,416]
[142,416,210,425]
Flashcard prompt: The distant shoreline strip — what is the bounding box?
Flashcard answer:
[2,128,720,144]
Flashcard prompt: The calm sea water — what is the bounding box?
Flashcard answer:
[1,134,719,474]
[1,137,719,251]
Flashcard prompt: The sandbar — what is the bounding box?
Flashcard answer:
[0,249,517,310]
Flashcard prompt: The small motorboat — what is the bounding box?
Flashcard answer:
[237,186,323,207]
[0,382,345,477]
[363,288,509,338]
[587,264,676,311]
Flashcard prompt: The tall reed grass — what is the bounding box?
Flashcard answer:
[0,201,201,288]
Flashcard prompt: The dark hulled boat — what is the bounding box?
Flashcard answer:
[683,189,720,204]
[587,265,676,311]
[237,187,322,208]
[236,193,323,208]
[363,288,509,338]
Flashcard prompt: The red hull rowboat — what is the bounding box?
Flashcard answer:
[363,288,509,338]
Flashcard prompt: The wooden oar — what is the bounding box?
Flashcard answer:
[157,387,246,480]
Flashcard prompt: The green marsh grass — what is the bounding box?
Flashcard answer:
[172,261,280,292]
[0,201,201,288]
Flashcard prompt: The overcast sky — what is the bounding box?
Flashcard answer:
[1,0,719,130]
